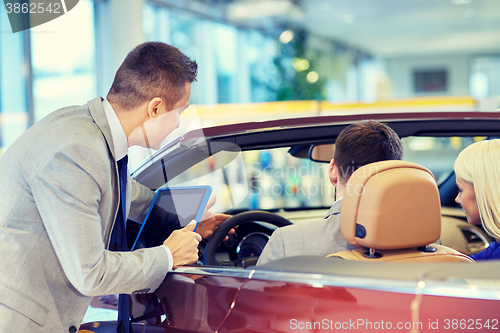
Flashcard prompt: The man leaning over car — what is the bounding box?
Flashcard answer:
[0,42,228,332]
[257,120,404,265]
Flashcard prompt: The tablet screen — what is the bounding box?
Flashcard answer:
[130,186,212,250]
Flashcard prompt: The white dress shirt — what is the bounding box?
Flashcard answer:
[103,99,174,270]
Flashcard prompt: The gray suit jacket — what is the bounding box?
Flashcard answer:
[257,198,356,265]
[0,98,172,332]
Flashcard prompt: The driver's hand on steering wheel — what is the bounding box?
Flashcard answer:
[196,195,235,241]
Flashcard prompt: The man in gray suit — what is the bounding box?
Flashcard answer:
[257,120,404,265]
[0,42,226,332]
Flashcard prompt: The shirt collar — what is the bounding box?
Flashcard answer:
[103,99,128,161]
[325,196,343,218]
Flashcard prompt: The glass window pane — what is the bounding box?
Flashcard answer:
[402,136,486,184]
[143,2,282,105]
[30,0,96,122]
[165,148,333,212]
[0,8,30,155]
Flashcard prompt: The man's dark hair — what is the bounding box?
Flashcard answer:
[334,120,403,184]
[107,42,198,110]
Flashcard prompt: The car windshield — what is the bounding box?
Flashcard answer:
[160,135,486,213]
[403,136,486,184]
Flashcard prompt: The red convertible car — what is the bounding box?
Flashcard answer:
[80,111,500,332]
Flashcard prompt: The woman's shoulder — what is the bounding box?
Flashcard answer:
[488,241,500,258]
[471,241,500,261]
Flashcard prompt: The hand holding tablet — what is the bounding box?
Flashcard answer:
[130,186,212,251]
[163,221,202,268]
[129,185,232,267]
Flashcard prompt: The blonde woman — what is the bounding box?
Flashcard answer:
[454,139,500,260]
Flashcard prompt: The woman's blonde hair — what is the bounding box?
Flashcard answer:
[454,139,500,239]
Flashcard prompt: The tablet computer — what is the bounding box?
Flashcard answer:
[130,186,212,251]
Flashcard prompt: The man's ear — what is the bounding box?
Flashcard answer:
[329,159,339,186]
[147,98,163,119]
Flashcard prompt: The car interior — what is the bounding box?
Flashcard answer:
[132,131,493,268]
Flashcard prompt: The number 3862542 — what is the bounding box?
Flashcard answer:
[5,3,62,14]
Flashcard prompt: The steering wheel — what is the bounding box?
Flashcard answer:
[203,211,292,266]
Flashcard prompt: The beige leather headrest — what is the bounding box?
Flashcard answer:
[340,160,441,250]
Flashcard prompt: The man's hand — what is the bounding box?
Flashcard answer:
[195,196,233,240]
[163,221,202,268]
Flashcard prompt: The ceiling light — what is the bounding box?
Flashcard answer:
[294,58,310,72]
[307,71,319,83]
[451,0,471,4]
[279,30,294,44]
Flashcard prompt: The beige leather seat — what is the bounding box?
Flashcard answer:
[328,160,474,263]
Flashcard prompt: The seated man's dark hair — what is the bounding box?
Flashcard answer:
[107,42,198,110]
[334,120,403,185]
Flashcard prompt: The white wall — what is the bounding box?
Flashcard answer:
[387,54,470,98]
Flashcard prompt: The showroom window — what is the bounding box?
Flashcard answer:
[0,9,31,156]
[0,0,96,155]
[143,2,280,105]
[30,0,96,122]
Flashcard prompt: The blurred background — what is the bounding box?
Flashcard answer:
[1,0,500,163]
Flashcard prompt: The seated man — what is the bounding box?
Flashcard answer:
[257,120,404,265]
